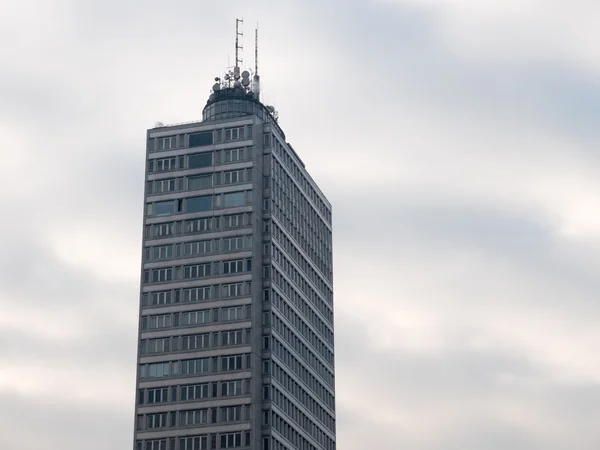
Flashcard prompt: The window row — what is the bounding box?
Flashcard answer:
[271,239,331,306]
[271,218,331,286]
[270,183,331,280]
[270,336,334,399]
[139,353,251,379]
[271,310,333,368]
[140,328,251,355]
[142,282,250,308]
[138,431,251,450]
[146,213,251,240]
[271,358,335,421]
[271,386,335,446]
[146,190,254,218]
[271,265,333,326]
[142,258,252,284]
[271,410,334,450]
[148,125,252,153]
[147,168,253,195]
[267,288,333,352]
[137,404,250,431]
[148,146,251,173]
[270,329,334,388]
[270,137,331,223]
[144,235,252,261]
[141,305,250,331]
[138,379,249,405]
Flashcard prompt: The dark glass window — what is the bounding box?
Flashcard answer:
[155,201,175,216]
[187,196,213,213]
[189,153,213,169]
[189,131,213,147]
[223,192,246,208]
[188,175,212,190]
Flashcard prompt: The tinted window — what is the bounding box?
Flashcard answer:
[189,132,213,147]
[189,175,212,190]
[187,196,213,213]
[223,192,246,208]
[155,201,175,216]
[189,153,213,169]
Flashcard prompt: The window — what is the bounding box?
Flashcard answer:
[221,355,243,371]
[222,306,245,321]
[181,358,209,375]
[182,310,212,326]
[147,338,170,354]
[141,362,170,379]
[182,287,211,303]
[147,388,169,404]
[189,131,213,147]
[179,436,208,450]
[225,127,242,141]
[187,195,213,213]
[223,170,242,184]
[183,264,210,279]
[183,240,210,257]
[154,200,175,217]
[222,283,243,298]
[158,136,177,150]
[154,179,176,193]
[185,218,211,233]
[148,314,171,329]
[146,413,167,429]
[180,409,208,426]
[222,330,244,346]
[189,152,213,168]
[189,174,212,190]
[182,333,210,351]
[223,260,244,274]
[153,223,174,237]
[221,380,243,397]
[223,214,242,229]
[150,157,176,173]
[145,439,167,450]
[181,383,209,401]
[223,236,246,252]
[152,268,172,283]
[152,245,174,260]
[223,192,246,208]
[221,406,242,422]
[221,433,242,448]
[224,148,242,162]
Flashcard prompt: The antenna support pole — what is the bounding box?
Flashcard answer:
[235,18,244,68]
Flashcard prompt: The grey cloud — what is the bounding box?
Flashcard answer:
[0,391,133,450]
[1,1,600,450]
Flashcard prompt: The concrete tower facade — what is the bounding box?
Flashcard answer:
[133,36,335,450]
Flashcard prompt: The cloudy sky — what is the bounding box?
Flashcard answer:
[1,0,600,449]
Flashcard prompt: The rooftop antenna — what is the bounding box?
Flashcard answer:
[235,18,243,72]
[254,25,258,75]
[252,25,261,100]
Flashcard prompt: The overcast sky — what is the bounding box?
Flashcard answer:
[1,0,600,449]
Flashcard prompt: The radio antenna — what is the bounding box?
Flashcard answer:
[235,18,244,69]
[254,25,258,75]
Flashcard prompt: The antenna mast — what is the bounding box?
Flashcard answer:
[235,18,243,69]
[254,26,258,74]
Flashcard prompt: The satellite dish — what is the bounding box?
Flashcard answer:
[241,78,250,87]
[214,77,220,82]
[241,70,250,79]
[212,83,221,91]
[234,80,242,88]
[224,74,230,80]
[267,105,275,112]
[209,94,216,101]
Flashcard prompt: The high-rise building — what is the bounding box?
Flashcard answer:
[133,26,335,450]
